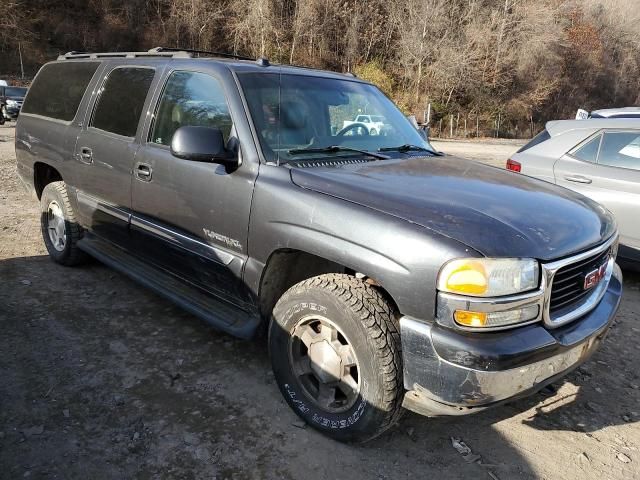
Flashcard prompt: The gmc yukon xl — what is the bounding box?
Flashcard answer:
[15,48,623,442]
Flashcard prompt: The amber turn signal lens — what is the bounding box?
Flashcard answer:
[453,310,488,327]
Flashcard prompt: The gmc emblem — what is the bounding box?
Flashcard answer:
[583,261,608,290]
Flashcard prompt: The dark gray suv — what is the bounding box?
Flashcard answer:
[15,48,623,442]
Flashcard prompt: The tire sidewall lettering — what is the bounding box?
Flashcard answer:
[283,382,366,429]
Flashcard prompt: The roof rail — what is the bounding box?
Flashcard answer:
[149,47,255,61]
[57,50,191,61]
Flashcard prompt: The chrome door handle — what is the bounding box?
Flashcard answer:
[135,162,152,181]
[564,175,592,184]
[79,147,93,164]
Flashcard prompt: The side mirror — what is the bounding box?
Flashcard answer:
[170,126,236,166]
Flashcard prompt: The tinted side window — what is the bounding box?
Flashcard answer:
[91,67,155,137]
[151,71,232,146]
[516,129,550,153]
[21,62,99,121]
[572,135,601,162]
[597,131,640,171]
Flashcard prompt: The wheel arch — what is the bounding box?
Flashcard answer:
[33,162,63,200]
[256,248,401,322]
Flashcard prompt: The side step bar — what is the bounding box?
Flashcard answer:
[78,233,261,339]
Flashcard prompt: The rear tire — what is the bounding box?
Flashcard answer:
[269,274,404,442]
[40,181,87,266]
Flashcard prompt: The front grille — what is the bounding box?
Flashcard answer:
[549,248,611,312]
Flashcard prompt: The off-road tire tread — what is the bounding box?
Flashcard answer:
[41,181,87,266]
[278,273,404,441]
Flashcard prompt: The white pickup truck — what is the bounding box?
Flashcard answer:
[342,114,386,135]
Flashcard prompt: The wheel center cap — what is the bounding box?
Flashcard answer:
[308,340,342,383]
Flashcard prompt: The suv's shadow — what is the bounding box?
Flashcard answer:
[1,255,637,479]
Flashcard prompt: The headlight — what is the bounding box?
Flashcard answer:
[437,258,539,297]
[6,99,17,106]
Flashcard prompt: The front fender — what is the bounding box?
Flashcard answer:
[245,165,476,320]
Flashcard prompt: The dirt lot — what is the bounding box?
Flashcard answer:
[1,124,639,480]
[432,138,525,168]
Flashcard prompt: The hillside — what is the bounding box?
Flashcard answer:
[1,0,638,136]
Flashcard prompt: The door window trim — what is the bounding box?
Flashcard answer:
[87,64,157,140]
[567,128,640,172]
[595,129,640,172]
[144,68,237,151]
[567,130,603,163]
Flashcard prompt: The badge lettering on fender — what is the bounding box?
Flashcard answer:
[202,228,242,251]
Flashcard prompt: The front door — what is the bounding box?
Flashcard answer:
[73,65,157,244]
[555,129,640,257]
[130,69,258,310]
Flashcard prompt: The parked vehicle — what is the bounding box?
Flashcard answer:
[575,107,640,119]
[508,118,640,265]
[16,49,622,442]
[342,114,386,135]
[0,85,28,121]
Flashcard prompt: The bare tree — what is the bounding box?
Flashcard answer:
[2,0,639,136]
[165,0,226,49]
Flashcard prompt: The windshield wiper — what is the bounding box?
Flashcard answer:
[379,144,442,155]
[287,145,389,160]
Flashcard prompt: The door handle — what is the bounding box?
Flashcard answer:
[564,175,592,184]
[135,162,153,181]
[78,147,93,164]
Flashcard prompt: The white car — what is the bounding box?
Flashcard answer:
[576,107,640,119]
[342,114,386,135]
[507,117,640,265]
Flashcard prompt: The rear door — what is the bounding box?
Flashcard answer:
[73,65,157,244]
[555,130,640,254]
[130,68,258,310]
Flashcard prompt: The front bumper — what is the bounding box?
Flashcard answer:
[401,263,623,417]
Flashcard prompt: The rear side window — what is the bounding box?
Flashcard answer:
[516,129,550,153]
[91,67,155,137]
[21,62,99,121]
[573,135,601,162]
[597,131,640,170]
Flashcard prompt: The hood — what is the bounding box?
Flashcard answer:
[290,156,616,261]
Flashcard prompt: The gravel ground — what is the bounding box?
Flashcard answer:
[1,124,639,480]
[432,138,525,168]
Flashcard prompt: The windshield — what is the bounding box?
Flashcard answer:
[237,73,430,163]
[5,87,27,97]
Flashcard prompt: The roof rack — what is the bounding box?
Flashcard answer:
[58,49,191,61]
[58,47,256,62]
[149,47,255,61]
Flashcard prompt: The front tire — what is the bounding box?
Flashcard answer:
[269,274,404,442]
[40,181,87,266]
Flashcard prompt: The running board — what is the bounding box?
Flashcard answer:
[78,233,261,339]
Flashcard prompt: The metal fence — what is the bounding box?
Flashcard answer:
[421,108,540,140]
